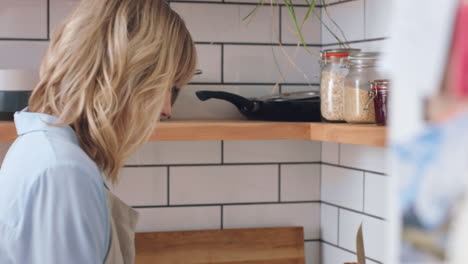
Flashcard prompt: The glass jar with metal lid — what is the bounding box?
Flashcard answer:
[320,48,361,122]
[369,79,389,126]
[343,52,380,123]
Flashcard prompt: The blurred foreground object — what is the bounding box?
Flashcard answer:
[446,3,468,264]
[380,0,461,263]
[427,0,468,122]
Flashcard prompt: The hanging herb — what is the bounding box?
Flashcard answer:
[244,0,348,49]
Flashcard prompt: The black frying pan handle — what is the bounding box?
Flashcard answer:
[196,91,255,112]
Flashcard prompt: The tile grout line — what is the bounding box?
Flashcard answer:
[319,160,322,203]
[221,141,224,164]
[220,205,224,229]
[338,143,341,165]
[320,1,324,45]
[321,37,387,47]
[195,41,321,47]
[323,0,359,7]
[363,0,367,39]
[167,166,170,206]
[170,0,322,7]
[0,38,49,41]
[0,33,382,47]
[278,4,283,44]
[362,172,366,212]
[47,0,50,40]
[321,162,386,176]
[278,164,281,202]
[133,200,321,209]
[321,201,386,221]
[169,0,355,8]
[304,239,321,242]
[189,82,320,86]
[220,44,224,83]
[319,1,323,46]
[125,161,321,168]
[337,208,340,245]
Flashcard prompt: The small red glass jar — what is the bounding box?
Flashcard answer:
[369,80,389,126]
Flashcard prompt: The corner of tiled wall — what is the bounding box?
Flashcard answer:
[319,1,392,263]
[320,142,389,264]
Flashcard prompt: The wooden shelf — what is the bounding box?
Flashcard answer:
[0,120,387,147]
[151,120,311,141]
[309,123,386,147]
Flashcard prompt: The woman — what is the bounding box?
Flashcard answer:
[0,0,196,263]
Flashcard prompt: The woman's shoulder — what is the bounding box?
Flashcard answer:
[3,130,101,180]
[0,130,107,236]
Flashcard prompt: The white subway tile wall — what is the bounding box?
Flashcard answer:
[136,206,221,232]
[224,140,321,163]
[0,1,391,263]
[0,41,48,69]
[321,143,389,263]
[171,4,278,43]
[170,165,279,205]
[223,45,321,83]
[320,203,338,244]
[322,243,356,264]
[49,0,78,33]
[340,143,387,173]
[191,44,222,83]
[321,165,364,211]
[338,209,388,262]
[112,167,168,206]
[324,243,383,264]
[365,0,393,39]
[281,7,321,44]
[350,39,386,53]
[321,0,365,45]
[281,164,321,202]
[126,141,222,165]
[223,203,321,240]
[0,0,47,39]
[321,142,339,164]
[305,242,321,264]
[364,172,390,219]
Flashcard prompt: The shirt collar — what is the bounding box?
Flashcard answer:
[14,108,80,145]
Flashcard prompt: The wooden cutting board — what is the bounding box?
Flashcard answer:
[135,226,305,264]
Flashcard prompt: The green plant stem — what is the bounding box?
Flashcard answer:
[319,0,349,47]
[303,0,316,26]
[242,0,264,21]
[283,0,314,55]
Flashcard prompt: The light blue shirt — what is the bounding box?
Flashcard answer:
[0,110,110,263]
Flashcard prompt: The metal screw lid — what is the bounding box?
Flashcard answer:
[371,79,390,91]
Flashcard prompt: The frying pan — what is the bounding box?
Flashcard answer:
[195,90,321,122]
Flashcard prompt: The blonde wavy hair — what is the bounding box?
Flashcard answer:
[29,0,197,183]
